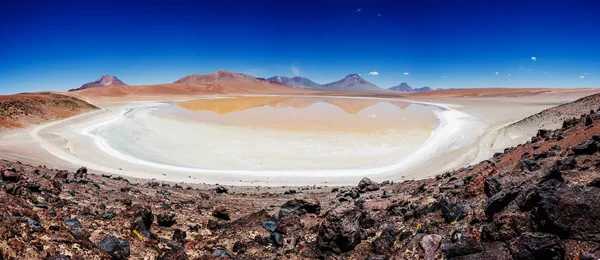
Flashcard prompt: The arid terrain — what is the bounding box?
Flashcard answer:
[0,93,97,129]
[1,92,600,259]
[2,72,600,259]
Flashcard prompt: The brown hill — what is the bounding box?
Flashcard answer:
[174,70,290,90]
[0,93,97,129]
[65,72,312,104]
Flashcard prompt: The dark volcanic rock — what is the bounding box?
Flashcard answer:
[215,186,229,194]
[485,188,520,219]
[572,140,599,155]
[372,227,397,254]
[449,242,510,260]
[98,236,130,260]
[358,177,380,193]
[529,179,600,241]
[130,205,153,239]
[444,238,483,258]
[318,202,365,254]
[279,198,321,219]
[157,213,176,227]
[212,207,230,220]
[1,168,19,182]
[172,229,186,242]
[509,233,565,260]
[484,175,502,197]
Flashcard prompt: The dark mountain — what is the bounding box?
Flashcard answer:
[268,76,322,89]
[389,83,413,92]
[69,75,127,92]
[389,83,434,93]
[414,86,433,92]
[323,74,381,92]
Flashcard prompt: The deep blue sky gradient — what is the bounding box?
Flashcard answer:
[1,0,599,94]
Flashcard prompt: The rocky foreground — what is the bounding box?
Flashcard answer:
[2,98,600,259]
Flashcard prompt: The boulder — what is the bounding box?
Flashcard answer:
[130,205,153,239]
[528,179,600,241]
[485,188,519,219]
[157,213,176,227]
[448,242,510,260]
[98,236,130,260]
[212,207,230,220]
[444,238,483,258]
[279,198,320,219]
[572,140,599,155]
[358,177,380,193]
[520,159,540,171]
[420,234,442,260]
[1,169,20,182]
[172,229,186,242]
[232,241,247,254]
[317,202,365,254]
[509,233,564,260]
[372,228,397,254]
[215,186,228,194]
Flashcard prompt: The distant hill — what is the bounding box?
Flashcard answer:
[414,86,433,92]
[174,70,284,88]
[389,82,413,92]
[267,76,322,89]
[323,74,381,92]
[69,75,127,92]
[389,83,434,93]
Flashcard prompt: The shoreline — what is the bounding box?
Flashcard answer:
[18,95,488,186]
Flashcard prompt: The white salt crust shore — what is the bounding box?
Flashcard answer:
[24,96,487,186]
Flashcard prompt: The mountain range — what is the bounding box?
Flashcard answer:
[69,71,436,93]
[388,82,433,93]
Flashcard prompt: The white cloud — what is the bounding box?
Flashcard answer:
[508,74,512,76]
[369,71,379,76]
[495,72,499,75]
[356,8,362,12]
[377,13,382,16]
[403,72,410,75]
[580,75,585,79]
[531,56,537,61]
[291,65,301,76]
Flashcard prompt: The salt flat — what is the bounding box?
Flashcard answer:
[1,91,596,186]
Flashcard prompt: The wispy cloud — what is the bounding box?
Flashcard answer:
[356,8,362,12]
[495,72,499,75]
[291,65,301,76]
[508,74,512,76]
[403,72,410,75]
[377,13,382,17]
[369,71,379,76]
[531,56,537,61]
[580,75,585,79]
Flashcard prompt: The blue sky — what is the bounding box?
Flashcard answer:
[1,0,599,94]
